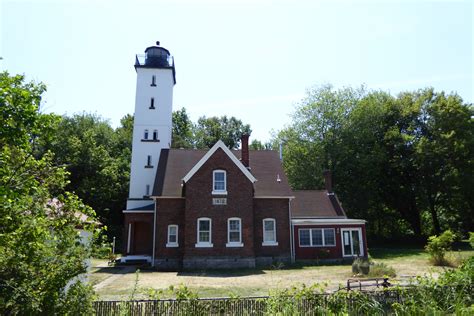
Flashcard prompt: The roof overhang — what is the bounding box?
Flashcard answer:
[291,218,366,225]
[254,196,295,199]
[123,210,155,214]
[182,140,257,184]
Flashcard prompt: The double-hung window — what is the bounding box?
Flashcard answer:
[299,228,336,247]
[166,225,178,247]
[196,218,213,247]
[262,218,278,246]
[226,218,243,247]
[212,170,227,195]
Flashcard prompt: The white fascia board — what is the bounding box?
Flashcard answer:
[152,196,185,199]
[123,210,155,214]
[254,196,295,199]
[182,140,257,183]
[292,218,366,225]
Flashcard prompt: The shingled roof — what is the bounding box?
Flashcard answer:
[152,148,292,197]
[291,190,346,218]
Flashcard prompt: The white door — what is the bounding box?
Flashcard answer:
[341,228,364,257]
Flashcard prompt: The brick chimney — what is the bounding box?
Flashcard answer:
[323,170,333,193]
[241,134,250,168]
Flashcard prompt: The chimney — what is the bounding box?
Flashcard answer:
[241,134,250,168]
[323,170,333,193]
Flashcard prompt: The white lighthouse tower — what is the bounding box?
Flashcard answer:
[126,42,176,211]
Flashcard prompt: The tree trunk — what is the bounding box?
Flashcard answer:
[428,196,441,235]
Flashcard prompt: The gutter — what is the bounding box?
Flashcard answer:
[288,198,295,263]
[151,198,157,267]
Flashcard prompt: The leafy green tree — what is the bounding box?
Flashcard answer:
[194,115,251,149]
[249,139,273,150]
[39,113,131,244]
[277,84,366,190]
[171,107,194,148]
[277,84,473,239]
[0,72,96,314]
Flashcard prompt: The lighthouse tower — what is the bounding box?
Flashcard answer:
[126,42,176,211]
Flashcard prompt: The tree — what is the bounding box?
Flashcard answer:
[194,115,251,149]
[0,72,96,314]
[171,107,194,148]
[38,113,132,244]
[276,84,366,190]
[249,139,273,150]
[276,84,473,239]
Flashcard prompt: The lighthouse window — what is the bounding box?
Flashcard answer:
[145,155,153,168]
[151,75,157,86]
[149,98,155,109]
[144,129,149,140]
[153,130,158,140]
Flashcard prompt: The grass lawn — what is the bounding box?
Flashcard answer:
[90,248,474,301]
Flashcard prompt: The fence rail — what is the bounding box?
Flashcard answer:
[93,290,407,316]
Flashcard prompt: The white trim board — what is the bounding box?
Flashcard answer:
[123,210,155,213]
[292,218,366,225]
[182,140,257,184]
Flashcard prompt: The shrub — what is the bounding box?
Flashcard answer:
[352,258,370,275]
[368,262,396,278]
[469,232,474,249]
[425,230,455,266]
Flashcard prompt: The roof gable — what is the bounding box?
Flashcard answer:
[182,140,257,184]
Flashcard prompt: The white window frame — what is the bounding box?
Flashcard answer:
[144,129,149,140]
[212,170,227,195]
[196,217,213,247]
[153,129,158,140]
[298,228,336,247]
[166,225,179,247]
[262,218,278,246]
[226,217,243,247]
[341,228,364,257]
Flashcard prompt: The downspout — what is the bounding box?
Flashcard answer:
[152,198,157,267]
[289,198,295,263]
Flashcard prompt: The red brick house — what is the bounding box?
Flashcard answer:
[122,136,367,269]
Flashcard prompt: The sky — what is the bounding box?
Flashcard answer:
[2,0,473,142]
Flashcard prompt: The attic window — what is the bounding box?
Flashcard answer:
[212,170,227,195]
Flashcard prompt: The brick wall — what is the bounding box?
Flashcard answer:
[155,198,185,258]
[184,148,255,259]
[253,198,291,260]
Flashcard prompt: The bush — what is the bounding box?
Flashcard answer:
[425,230,455,266]
[352,258,370,275]
[469,232,474,249]
[368,262,396,278]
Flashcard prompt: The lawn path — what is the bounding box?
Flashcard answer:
[93,266,136,291]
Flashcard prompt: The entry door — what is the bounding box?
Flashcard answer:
[341,228,363,257]
[132,221,153,255]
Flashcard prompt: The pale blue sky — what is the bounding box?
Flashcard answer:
[2,0,473,142]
